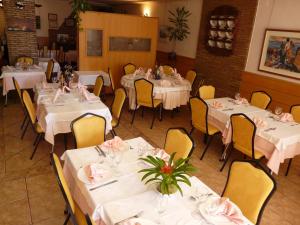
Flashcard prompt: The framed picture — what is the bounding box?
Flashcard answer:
[259,29,300,80]
[65,18,75,27]
[86,29,103,56]
[48,13,57,21]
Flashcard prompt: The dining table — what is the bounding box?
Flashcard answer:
[34,82,112,147]
[74,71,111,87]
[1,65,46,104]
[206,97,300,174]
[38,57,61,74]
[62,137,253,225]
[121,74,191,110]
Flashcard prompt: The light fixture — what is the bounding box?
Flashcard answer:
[15,0,25,10]
[143,7,150,17]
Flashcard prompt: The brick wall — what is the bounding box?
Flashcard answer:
[195,0,258,97]
[3,0,37,64]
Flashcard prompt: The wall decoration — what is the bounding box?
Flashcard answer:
[109,37,151,51]
[48,13,58,29]
[259,29,300,80]
[86,29,103,56]
[206,5,238,56]
[7,17,35,32]
[36,16,41,29]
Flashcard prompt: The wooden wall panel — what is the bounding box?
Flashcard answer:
[240,71,300,111]
[79,12,158,88]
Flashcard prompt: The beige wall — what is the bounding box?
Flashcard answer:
[245,0,300,83]
[35,0,72,37]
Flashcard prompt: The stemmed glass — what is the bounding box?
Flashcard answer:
[234,92,241,100]
[52,76,57,83]
[274,106,283,116]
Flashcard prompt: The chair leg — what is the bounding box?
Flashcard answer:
[190,127,194,135]
[159,104,163,121]
[33,133,40,146]
[131,107,137,124]
[63,213,70,225]
[64,134,68,150]
[20,115,27,130]
[30,134,42,160]
[220,145,233,172]
[141,106,144,118]
[203,134,208,144]
[111,129,116,137]
[200,135,214,160]
[150,108,156,129]
[21,120,30,140]
[285,158,293,176]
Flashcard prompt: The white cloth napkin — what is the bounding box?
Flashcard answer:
[84,163,108,183]
[211,100,224,109]
[279,113,294,122]
[52,89,62,103]
[252,116,268,128]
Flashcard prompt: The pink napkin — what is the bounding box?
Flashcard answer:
[279,113,294,122]
[153,148,170,161]
[211,100,224,109]
[118,220,141,225]
[62,85,70,93]
[84,163,106,183]
[52,89,62,103]
[207,197,247,225]
[42,81,52,89]
[101,136,125,151]
[159,80,172,87]
[234,98,248,105]
[145,68,152,80]
[252,116,268,128]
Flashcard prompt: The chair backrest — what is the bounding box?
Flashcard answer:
[17,56,34,65]
[22,90,36,124]
[231,113,257,159]
[250,91,271,109]
[85,214,96,225]
[12,77,23,106]
[111,88,126,122]
[46,59,54,81]
[185,70,197,86]
[93,76,104,97]
[190,97,209,134]
[108,67,115,91]
[123,63,136,75]
[199,85,215,100]
[71,113,106,148]
[222,160,276,225]
[164,128,194,160]
[162,65,174,76]
[134,79,154,107]
[290,104,300,123]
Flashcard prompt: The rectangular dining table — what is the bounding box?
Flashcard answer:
[74,71,111,87]
[62,137,253,225]
[34,83,112,146]
[206,97,300,174]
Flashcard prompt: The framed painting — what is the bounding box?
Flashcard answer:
[86,29,103,56]
[259,29,300,80]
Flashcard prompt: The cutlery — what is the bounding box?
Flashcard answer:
[96,145,106,157]
[222,108,234,111]
[264,127,277,132]
[290,123,299,126]
[89,179,118,191]
[94,146,102,156]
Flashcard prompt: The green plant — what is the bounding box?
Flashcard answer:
[168,7,191,46]
[138,152,196,195]
[71,0,90,28]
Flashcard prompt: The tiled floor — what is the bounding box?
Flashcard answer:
[0,94,300,225]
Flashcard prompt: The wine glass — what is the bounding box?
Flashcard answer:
[234,92,241,100]
[52,76,57,83]
[274,106,283,116]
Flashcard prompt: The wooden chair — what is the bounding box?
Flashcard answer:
[185,70,197,87]
[108,67,115,92]
[123,63,136,75]
[45,59,54,82]
[250,91,272,109]
[199,85,215,100]
[17,56,34,65]
[111,88,126,136]
[222,160,276,225]
[93,76,104,97]
[162,65,174,76]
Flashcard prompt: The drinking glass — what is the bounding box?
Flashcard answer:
[52,76,57,83]
[274,106,283,116]
[234,92,241,100]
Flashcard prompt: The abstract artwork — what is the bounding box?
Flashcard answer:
[259,29,300,79]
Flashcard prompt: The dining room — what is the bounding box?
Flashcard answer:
[0,0,300,225]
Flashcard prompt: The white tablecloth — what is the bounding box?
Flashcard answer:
[206,97,300,174]
[38,58,61,74]
[74,71,111,87]
[62,137,252,225]
[0,65,46,95]
[121,75,191,110]
[35,84,112,145]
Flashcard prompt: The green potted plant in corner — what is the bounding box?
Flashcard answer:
[167,6,191,60]
[71,0,90,29]
[138,152,196,195]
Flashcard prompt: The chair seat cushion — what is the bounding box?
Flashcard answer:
[139,99,162,108]
[194,123,219,135]
[234,143,264,159]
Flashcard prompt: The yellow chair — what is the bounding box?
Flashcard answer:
[220,113,264,171]
[17,56,34,65]
[284,104,300,176]
[199,85,215,100]
[164,128,194,161]
[162,65,174,76]
[85,214,97,225]
[22,90,44,159]
[45,59,54,82]
[185,70,197,87]
[131,79,163,129]
[93,75,104,97]
[71,113,106,148]
[250,91,271,109]
[108,67,115,92]
[111,88,126,136]
[123,63,136,75]
[51,153,88,225]
[222,160,276,225]
[12,77,28,130]
[189,97,220,160]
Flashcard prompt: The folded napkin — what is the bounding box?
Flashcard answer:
[159,80,172,87]
[202,197,247,225]
[234,98,248,105]
[42,81,52,89]
[52,89,62,103]
[84,163,107,183]
[101,136,125,151]
[133,67,145,77]
[158,66,164,74]
[211,100,224,109]
[82,89,99,102]
[278,113,294,122]
[252,116,268,128]
[145,68,152,80]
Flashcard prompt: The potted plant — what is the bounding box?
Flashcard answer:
[167,7,191,60]
[138,153,196,195]
[71,0,90,28]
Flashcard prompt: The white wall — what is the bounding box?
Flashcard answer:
[245,0,300,83]
[142,0,203,59]
[35,0,72,37]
